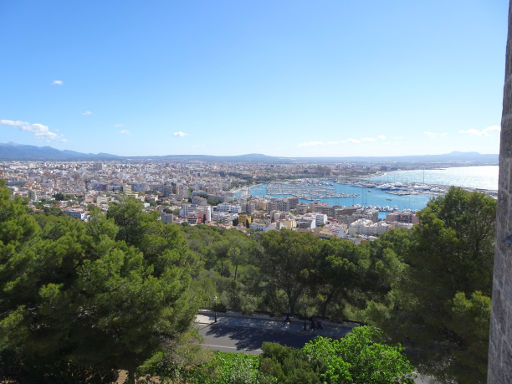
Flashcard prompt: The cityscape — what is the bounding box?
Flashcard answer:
[0,1,509,384]
[1,154,497,246]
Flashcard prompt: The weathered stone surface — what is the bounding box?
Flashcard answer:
[500,121,512,158]
[488,1,512,382]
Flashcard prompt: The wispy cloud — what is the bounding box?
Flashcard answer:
[82,110,93,116]
[297,135,387,148]
[119,129,131,135]
[0,119,65,141]
[52,80,63,85]
[173,131,187,137]
[114,123,124,128]
[459,125,500,137]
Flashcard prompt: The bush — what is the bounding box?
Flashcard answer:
[211,352,262,384]
[260,343,320,384]
[259,327,415,384]
[302,327,416,384]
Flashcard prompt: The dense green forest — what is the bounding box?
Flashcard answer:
[0,180,495,383]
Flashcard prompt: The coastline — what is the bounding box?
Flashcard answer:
[366,165,498,193]
[233,165,498,213]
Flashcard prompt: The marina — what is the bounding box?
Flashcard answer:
[245,166,498,214]
[248,180,437,214]
[266,180,358,200]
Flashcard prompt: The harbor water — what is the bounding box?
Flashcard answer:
[248,166,498,217]
[369,165,498,191]
[249,183,435,218]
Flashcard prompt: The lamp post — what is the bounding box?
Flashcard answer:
[213,295,218,323]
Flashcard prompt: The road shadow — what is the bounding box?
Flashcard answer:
[204,324,323,351]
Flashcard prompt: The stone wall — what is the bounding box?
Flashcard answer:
[488,1,512,382]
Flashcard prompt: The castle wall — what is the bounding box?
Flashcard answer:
[488,2,512,382]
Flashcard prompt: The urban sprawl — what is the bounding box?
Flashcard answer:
[1,160,466,243]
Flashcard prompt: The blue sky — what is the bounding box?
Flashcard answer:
[0,1,508,157]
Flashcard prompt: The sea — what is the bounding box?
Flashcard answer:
[369,165,498,191]
[248,165,499,218]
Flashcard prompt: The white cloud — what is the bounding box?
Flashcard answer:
[0,119,65,141]
[360,137,376,142]
[346,138,360,143]
[377,135,387,140]
[114,123,124,128]
[459,125,500,137]
[173,131,187,137]
[52,80,63,85]
[82,110,93,116]
[119,129,131,135]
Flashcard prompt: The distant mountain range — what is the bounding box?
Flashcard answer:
[0,143,499,164]
[0,143,120,161]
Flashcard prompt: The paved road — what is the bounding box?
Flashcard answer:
[196,321,437,384]
[197,323,336,354]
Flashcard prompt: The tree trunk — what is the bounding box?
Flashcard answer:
[127,370,135,384]
[288,291,300,317]
[321,289,338,318]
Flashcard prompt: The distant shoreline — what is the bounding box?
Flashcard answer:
[367,165,498,193]
[240,166,498,212]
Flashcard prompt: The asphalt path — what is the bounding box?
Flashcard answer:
[197,322,339,354]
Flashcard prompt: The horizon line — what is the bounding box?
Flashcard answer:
[0,143,500,160]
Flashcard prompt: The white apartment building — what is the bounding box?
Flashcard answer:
[212,211,237,224]
[216,202,242,213]
[348,219,391,236]
[64,209,88,221]
[296,217,316,230]
[314,213,328,226]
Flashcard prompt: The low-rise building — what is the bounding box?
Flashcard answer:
[386,211,419,225]
[64,208,88,221]
[296,216,316,230]
[216,202,242,213]
[191,195,207,205]
[277,218,297,230]
[250,220,267,231]
[296,202,309,214]
[212,211,238,225]
[238,214,252,225]
[348,219,391,236]
[314,213,328,226]
[161,213,174,223]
